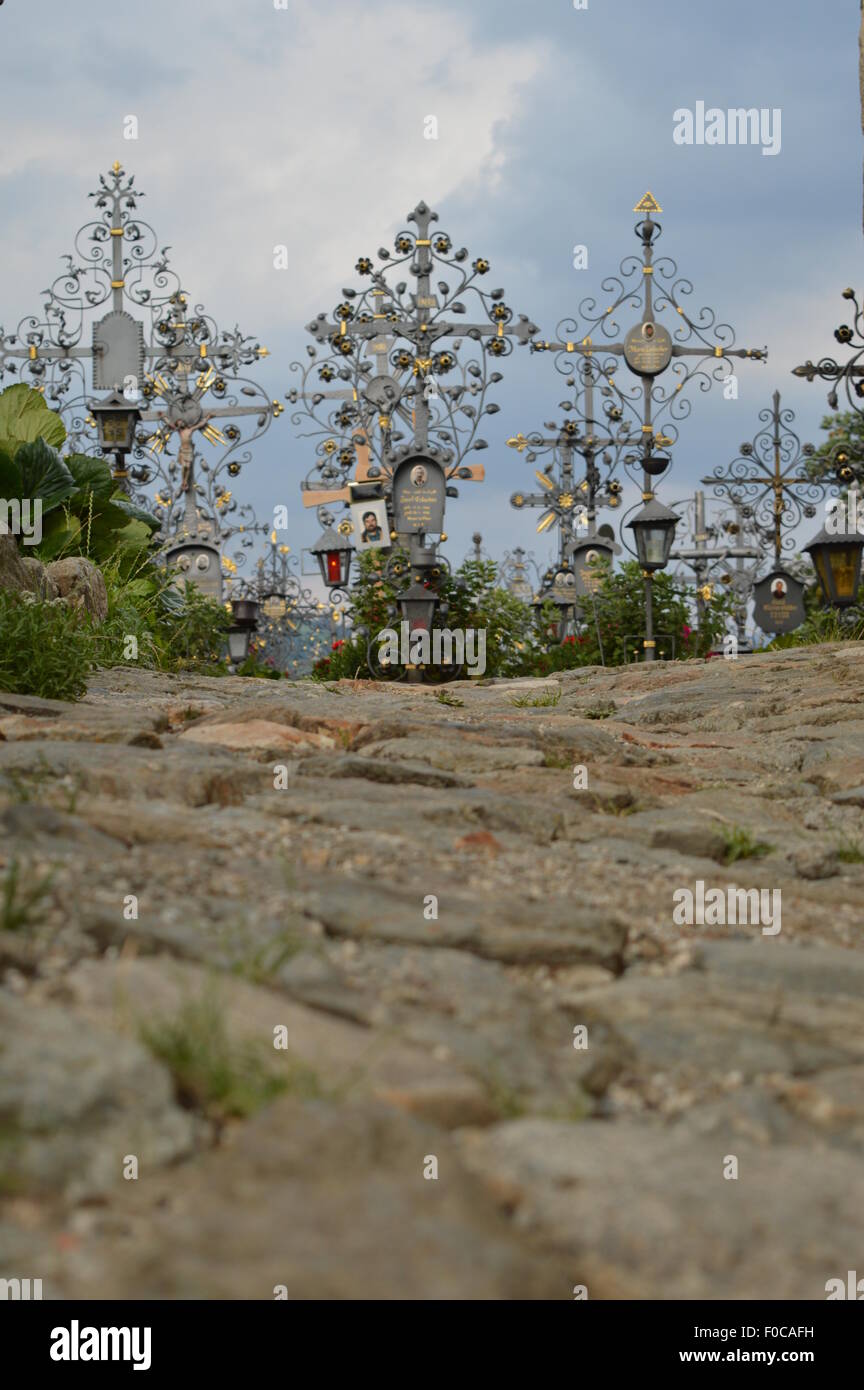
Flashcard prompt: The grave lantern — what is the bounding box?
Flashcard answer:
[310,526,352,589]
[627,497,681,572]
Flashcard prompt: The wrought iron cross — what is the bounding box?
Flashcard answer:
[531,193,767,491]
[701,391,824,566]
[304,200,537,479]
[508,351,628,558]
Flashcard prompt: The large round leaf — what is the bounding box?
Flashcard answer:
[85,506,154,564]
[0,445,22,498]
[33,510,82,561]
[0,384,66,453]
[15,439,77,514]
[65,453,116,500]
[112,496,161,532]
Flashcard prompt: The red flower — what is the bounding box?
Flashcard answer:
[332,639,345,650]
[681,624,692,638]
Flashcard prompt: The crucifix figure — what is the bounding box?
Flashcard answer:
[171,414,214,494]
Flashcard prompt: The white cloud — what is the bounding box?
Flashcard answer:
[0,0,550,330]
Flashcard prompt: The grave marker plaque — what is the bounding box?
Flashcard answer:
[753,569,806,635]
[623,320,673,378]
[392,455,446,535]
[92,310,145,391]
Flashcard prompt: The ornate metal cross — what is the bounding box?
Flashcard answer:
[701,391,824,566]
[507,351,628,558]
[531,193,767,493]
[0,162,279,543]
[297,199,537,535]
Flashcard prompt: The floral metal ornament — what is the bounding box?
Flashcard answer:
[793,287,864,421]
[702,392,825,565]
[531,194,767,496]
[0,162,277,565]
[227,529,337,676]
[792,287,864,487]
[286,198,538,536]
[528,193,767,661]
[507,353,632,566]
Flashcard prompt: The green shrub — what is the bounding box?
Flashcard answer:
[0,385,160,573]
[0,590,97,700]
[767,608,864,649]
[310,551,736,682]
[96,558,231,673]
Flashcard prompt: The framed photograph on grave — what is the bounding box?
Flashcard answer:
[349,497,389,552]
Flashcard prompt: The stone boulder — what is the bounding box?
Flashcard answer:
[45,556,109,624]
[0,533,36,594]
[20,555,59,600]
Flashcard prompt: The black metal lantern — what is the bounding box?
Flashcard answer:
[310,526,352,589]
[228,598,259,665]
[397,580,436,632]
[531,587,568,643]
[803,523,864,608]
[88,388,141,455]
[627,497,681,572]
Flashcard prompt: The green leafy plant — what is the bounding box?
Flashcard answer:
[139,989,315,1123]
[0,590,97,700]
[0,858,54,932]
[509,687,561,708]
[0,385,160,573]
[721,824,774,865]
[527,559,734,672]
[310,550,737,683]
[583,701,617,719]
[832,833,864,864]
[96,560,231,673]
[768,608,864,649]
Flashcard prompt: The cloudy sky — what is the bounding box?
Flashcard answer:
[0,0,860,574]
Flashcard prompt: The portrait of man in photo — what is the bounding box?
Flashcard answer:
[361,510,382,544]
[349,498,389,552]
